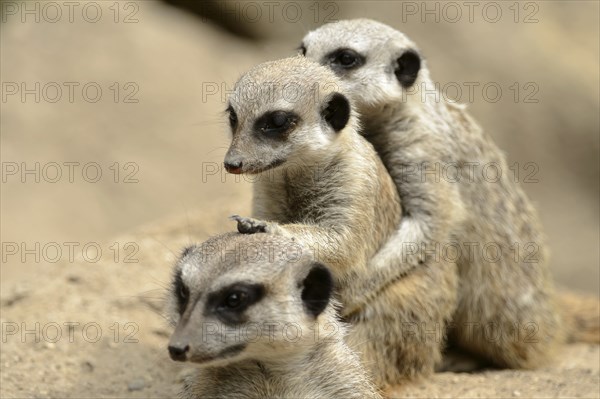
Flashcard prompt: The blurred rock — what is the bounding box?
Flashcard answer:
[162,0,349,39]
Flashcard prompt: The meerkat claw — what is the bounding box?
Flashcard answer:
[231,215,268,234]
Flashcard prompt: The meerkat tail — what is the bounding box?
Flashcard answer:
[557,291,600,344]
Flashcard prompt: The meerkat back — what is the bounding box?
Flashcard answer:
[301,19,570,373]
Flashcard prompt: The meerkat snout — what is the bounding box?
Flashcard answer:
[223,158,243,174]
[167,342,189,361]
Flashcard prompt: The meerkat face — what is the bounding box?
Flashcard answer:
[166,233,335,367]
[224,57,355,174]
[301,19,423,119]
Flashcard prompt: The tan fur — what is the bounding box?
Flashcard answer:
[224,56,458,388]
[166,233,382,399]
[558,291,600,344]
[301,18,600,373]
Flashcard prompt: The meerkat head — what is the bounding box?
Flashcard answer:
[301,19,425,120]
[166,233,336,367]
[224,56,357,174]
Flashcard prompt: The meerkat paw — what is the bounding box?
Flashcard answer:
[230,215,270,234]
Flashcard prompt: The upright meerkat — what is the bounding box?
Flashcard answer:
[223,56,459,386]
[301,19,569,369]
[166,233,382,399]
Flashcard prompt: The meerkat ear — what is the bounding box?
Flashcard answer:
[395,50,421,88]
[301,263,333,318]
[321,92,350,132]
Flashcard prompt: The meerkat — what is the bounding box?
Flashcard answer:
[223,56,459,387]
[165,232,382,399]
[300,18,593,369]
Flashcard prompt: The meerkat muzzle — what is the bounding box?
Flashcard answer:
[224,160,243,174]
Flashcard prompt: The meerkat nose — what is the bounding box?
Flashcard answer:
[224,160,243,174]
[168,344,190,361]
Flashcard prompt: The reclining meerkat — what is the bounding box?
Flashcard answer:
[223,56,459,387]
[300,19,599,370]
[165,233,382,399]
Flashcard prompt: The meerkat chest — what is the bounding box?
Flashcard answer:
[221,364,326,398]
[254,164,346,223]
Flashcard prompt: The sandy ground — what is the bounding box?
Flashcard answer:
[1,209,599,398]
[1,1,599,397]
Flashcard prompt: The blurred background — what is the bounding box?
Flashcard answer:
[1,1,598,397]
[2,0,598,293]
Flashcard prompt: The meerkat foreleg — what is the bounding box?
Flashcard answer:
[344,167,465,310]
[231,215,358,276]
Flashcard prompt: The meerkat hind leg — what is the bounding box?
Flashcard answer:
[452,271,563,370]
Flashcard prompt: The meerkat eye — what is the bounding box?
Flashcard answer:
[255,111,298,136]
[329,49,364,70]
[271,111,288,128]
[227,105,238,129]
[174,271,189,315]
[339,52,356,66]
[208,283,265,324]
[179,284,189,303]
[224,291,247,309]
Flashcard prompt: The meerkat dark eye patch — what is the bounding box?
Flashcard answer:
[298,44,306,56]
[326,48,365,71]
[301,263,333,318]
[226,105,238,130]
[254,110,298,138]
[173,270,189,315]
[321,93,350,132]
[395,50,421,88]
[206,282,265,325]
